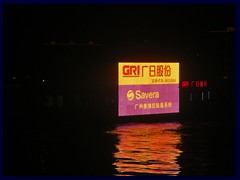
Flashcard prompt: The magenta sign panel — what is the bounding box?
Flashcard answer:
[118,62,179,116]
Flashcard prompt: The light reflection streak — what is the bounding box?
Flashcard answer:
[107,122,182,176]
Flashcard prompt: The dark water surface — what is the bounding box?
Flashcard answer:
[4,90,235,176]
[106,120,235,176]
[4,112,235,176]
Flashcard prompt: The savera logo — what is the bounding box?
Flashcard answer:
[127,90,134,101]
[127,90,160,101]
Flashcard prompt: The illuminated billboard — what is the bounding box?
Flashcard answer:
[118,62,179,116]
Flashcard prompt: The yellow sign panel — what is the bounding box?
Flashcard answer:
[118,62,179,85]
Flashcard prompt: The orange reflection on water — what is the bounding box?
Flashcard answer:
[107,122,182,176]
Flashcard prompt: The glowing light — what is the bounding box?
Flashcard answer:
[42,79,45,83]
[107,122,183,176]
[182,80,208,88]
[119,63,179,85]
[182,81,189,88]
[118,62,179,116]
[12,77,16,80]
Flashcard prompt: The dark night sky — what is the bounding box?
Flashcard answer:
[4,4,235,85]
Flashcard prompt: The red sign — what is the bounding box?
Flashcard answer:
[181,80,208,88]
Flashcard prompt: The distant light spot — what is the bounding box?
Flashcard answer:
[42,79,45,83]
[12,77,16,80]
[50,41,55,45]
